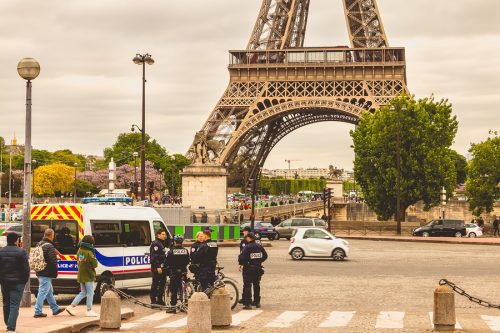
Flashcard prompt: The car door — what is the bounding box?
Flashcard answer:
[430,220,445,236]
[278,219,293,238]
[302,229,333,256]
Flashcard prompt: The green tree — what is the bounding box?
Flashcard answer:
[162,154,190,195]
[450,150,467,185]
[466,131,500,216]
[103,133,168,168]
[76,179,97,197]
[351,95,458,221]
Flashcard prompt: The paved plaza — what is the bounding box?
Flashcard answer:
[62,239,500,332]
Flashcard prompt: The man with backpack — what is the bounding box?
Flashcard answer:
[32,228,65,318]
[0,233,30,333]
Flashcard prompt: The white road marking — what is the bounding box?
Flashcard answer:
[428,312,462,329]
[232,310,264,326]
[375,311,405,329]
[481,315,500,331]
[121,313,172,330]
[155,316,187,328]
[265,311,308,328]
[319,311,356,327]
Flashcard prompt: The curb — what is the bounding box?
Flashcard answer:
[37,308,134,333]
[338,235,500,246]
[184,241,273,247]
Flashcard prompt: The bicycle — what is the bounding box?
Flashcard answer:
[167,266,239,311]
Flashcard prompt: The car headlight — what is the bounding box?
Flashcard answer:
[414,228,421,232]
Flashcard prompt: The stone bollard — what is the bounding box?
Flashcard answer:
[187,292,211,333]
[433,285,456,331]
[210,287,232,327]
[100,290,121,329]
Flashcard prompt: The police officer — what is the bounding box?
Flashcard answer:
[189,231,204,276]
[203,229,218,287]
[240,226,262,253]
[238,232,267,309]
[150,229,168,305]
[165,235,190,314]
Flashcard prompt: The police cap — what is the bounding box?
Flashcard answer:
[246,232,256,239]
[242,226,252,232]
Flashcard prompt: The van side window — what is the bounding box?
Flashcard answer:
[91,221,122,246]
[122,221,151,247]
[31,221,51,245]
[53,221,79,254]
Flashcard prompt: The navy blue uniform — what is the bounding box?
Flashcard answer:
[191,242,215,290]
[149,238,167,304]
[238,240,268,306]
[239,238,261,253]
[165,246,190,306]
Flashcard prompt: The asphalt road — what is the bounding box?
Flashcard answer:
[82,239,500,332]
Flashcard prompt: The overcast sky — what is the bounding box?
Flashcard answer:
[0,0,498,171]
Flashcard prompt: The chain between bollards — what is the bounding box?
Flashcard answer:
[439,279,500,309]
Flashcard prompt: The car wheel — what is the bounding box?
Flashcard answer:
[275,232,280,241]
[290,248,304,260]
[268,235,275,241]
[422,232,430,237]
[286,237,291,241]
[455,232,462,238]
[255,233,261,240]
[332,248,346,261]
[469,232,476,238]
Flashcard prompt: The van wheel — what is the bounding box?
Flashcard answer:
[422,232,430,237]
[286,237,291,241]
[94,275,114,303]
[455,232,462,238]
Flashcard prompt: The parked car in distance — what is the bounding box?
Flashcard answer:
[240,221,278,240]
[275,217,327,240]
[288,228,349,261]
[412,219,466,237]
[0,223,23,247]
[11,210,23,221]
[465,223,483,238]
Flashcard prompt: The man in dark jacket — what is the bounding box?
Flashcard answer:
[493,216,499,237]
[0,233,29,332]
[150,229,168,305]
[34,228,65,317]
[238,232,268,309]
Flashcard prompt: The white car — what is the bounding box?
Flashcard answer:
[288,228,349,261]
[465,223,483,238]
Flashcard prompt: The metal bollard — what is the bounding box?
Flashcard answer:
[433,285,456,331]
[187,292,211,333]
[100,290,121,329]
[210,287,232,327]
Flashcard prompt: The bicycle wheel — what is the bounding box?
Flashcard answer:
[178,281,195,312]
[222,280,239,309]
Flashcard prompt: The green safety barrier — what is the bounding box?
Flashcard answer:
[166,225,241,241]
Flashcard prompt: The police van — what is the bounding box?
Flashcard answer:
[30,201,171,300]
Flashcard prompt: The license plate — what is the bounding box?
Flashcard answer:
[267,229,273,232]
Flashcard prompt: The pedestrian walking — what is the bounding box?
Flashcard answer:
[238,232,267,309]
[65,235,98,317]
[165,235,190,313]
[150,229,168,305]
[493,216,499,237]
[33,228,66,317]
[0,233,30,332]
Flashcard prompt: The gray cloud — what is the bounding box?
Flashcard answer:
[0,0,498,171]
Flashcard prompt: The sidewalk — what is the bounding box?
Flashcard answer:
[15,305,133,333]
[336,234,500,245]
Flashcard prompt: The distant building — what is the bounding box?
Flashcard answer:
[264,168,330,179]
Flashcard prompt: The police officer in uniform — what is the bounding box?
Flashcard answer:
[150,229,168,305]
[240,226,261,253]
[165,235,190,313]
[238,232,267,309]
[203,229,218,287]
[189,231,204,276]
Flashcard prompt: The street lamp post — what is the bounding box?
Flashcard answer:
[132,53,154,201]
[73,162,78,203]
[250,178,257,231]
[133,151,138,196]
[390,105,404,235]
[159,168,163,194]
[18,57,40,307]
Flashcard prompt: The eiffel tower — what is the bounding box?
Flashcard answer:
[186,0,407,193]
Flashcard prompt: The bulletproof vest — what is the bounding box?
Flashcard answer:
[206,240,218,262]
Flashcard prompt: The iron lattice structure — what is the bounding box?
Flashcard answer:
[187,0,407,187]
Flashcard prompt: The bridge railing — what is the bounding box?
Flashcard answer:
[229,47,405,67]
